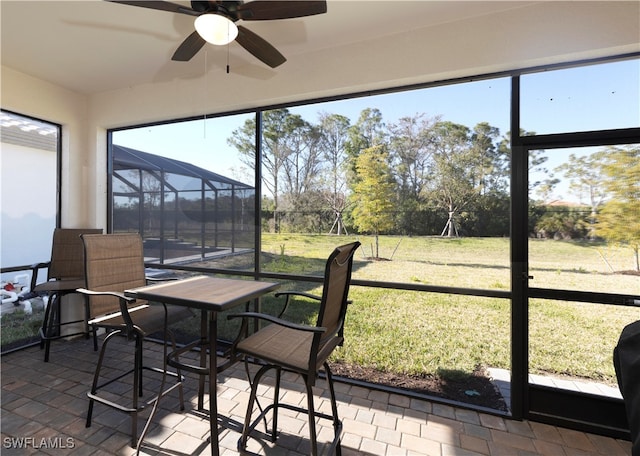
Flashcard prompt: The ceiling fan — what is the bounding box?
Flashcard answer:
[107,1,327,68]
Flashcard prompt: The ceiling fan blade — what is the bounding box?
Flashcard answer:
[237,1,327,20]
[236,25,286,68]
[106,1,198,16]
[172,31,207,61]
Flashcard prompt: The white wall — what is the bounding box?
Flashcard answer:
[0,142,56,269]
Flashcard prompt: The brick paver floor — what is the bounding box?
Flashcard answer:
[1,336,632,455]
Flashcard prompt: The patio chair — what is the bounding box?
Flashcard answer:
[32,227,102,362]
[76,233,191,447]
[228,241,360,456]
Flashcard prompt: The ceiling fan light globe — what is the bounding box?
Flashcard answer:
[194,14,238,45]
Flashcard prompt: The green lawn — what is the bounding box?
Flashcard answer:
[0,309,43,350]
[259,234,639,385]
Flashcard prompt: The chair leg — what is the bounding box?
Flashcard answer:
[166,329,185,411]
[271,366,281,443]
[133,327,185,452]
[304,378,319,456]
[91,326,99,352]
[39,293,52,349]
[84,301,92,340]
[40,292,60,362]
[324,362,342,456]
[239,363,279,452]
[131,332,143,448]
[86,328,121,428]
[137,336,144,398]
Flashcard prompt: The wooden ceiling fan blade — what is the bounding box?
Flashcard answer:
[106,1,197,16]
[237,1,327,20]
[172,31,206,61]
[236,25,286,68]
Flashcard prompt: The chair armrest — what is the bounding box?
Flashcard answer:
[29,261,51,290]
[275,291,321,301]
[145,276,178,283]
[228,311,326,334]
[76,288,137,330]
[274,291,322,319]
[275,291,353,305]
[76,288,135,303]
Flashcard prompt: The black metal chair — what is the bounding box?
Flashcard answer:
[76,233,192,447]
[32,227,102,362]
[229,241,360,455]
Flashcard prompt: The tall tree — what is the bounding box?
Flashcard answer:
[228,109,296,232]
[351,145,396,258]
[386,113,439,234]
[426,121,477,237]
[595,145,640,271]
[470,122,507,196]
[318,112,351,234]
[345,108,386,183]
[499,129,556,200]
[555,151,607,238]
[279,114,322,209]
[388,113,437,200]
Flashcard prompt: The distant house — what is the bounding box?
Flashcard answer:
[545,199,588,208]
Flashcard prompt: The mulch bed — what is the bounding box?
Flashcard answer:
[329,361,509,412]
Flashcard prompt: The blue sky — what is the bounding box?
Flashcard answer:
[113,58,639,202]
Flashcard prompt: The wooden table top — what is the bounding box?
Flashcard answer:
[125,275,279,311]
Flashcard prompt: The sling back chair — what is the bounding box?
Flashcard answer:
[228,241,360,456]
[32,227,102,362]
[76,233,192,447]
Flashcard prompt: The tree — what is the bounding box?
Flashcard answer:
[387,114,437,233]
[554,151,607,238]
[595,145,640,271]
[470,122,508,196]
[499,129,557,201]
[318,112,351,234]
[228,109,305,232]
[426,121,477,237]
[351,145,396,259]
[279,115,322,209]
[345,108,386,184]
[388,113,437,200]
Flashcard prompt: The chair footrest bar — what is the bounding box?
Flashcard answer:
[246,403,341,438]
[94,365,183,393]
[166,342,236,376]
[88,392,142,414]
[167,358,208,376]
[143,381,184,407]
[39,327,89,341]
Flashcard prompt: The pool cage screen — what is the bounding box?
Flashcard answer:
[111,145,255,264]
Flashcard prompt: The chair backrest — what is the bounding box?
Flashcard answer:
[316,241,360,344]
[48,228,103,280]
[81,233,147,318]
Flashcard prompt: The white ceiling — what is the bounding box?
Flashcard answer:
[1,1,639,98]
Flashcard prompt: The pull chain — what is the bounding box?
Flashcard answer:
[226,38,230,73]
[203,51,208,138]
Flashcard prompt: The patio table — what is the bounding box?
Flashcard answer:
[125,275,279,456]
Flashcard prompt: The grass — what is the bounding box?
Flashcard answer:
[260,234,639,385]
[0,309,43,351]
